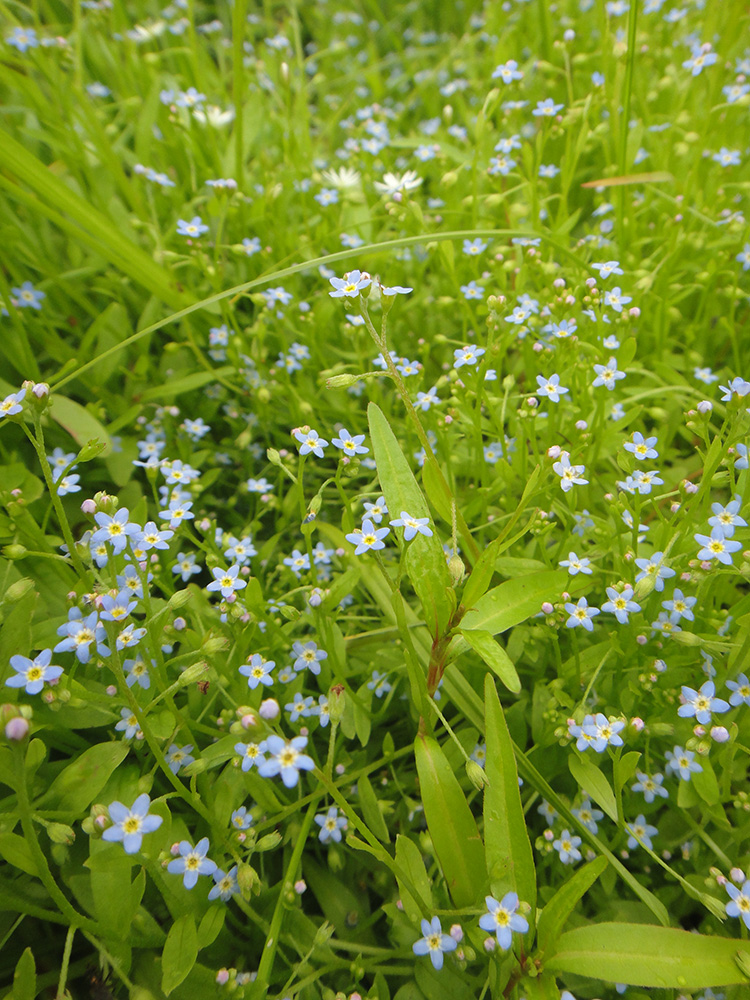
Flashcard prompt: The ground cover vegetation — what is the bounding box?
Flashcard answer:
[1,0,750,998]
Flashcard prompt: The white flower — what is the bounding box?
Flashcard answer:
[373,170,422,195]
[321,166,361,190]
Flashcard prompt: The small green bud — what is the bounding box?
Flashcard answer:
[180,757,207,777]
[326,373,363,389]
[448,554,465,587]
[327,684,346,725]
[168,587,193,609]
[3,577,34,600]
[2,544,27,561]
[77,439,108,463]
[201,633,229,654]
[179,661,209,685]
[670,630,702,647]
[255,831,282,852]
[237,862,261,895]
[466,759,490,791]
[267,447,282,466]
[46,822,76,845]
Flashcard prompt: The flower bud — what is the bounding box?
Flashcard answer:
[327,683,347,725]
[326,373,364,389]
[448,554,465,587]
[710,726,730,743]
[46,822,76,845]
[5,717,29,741]
[465,759,489,790]
[259,698,279,720]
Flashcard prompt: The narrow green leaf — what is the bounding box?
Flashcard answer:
[483,676,536,913]
[0,130,187,310]
[414,734,485,908]
[12,948,36,1000]
[613,751,642,798]
[358,774,391,843]
[48,395,112,454]
[139,367,236,402]
[459,629,521,693]
[0,834,38,877]
[515,974,559,1000]
[368,402,453,636]
[394,835,433,925]
[569,753,618,821]
[545,922,750,988]
[162,914,199,996]
[197,908,226,949]
[536,856,608,955]
[37,742,129,813]
[692,755,721,805]
[452,570,566,653]
[421,456,453,525]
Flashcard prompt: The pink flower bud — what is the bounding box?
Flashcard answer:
[241,713,257,730]
[5,717,29,741]
[629,307,640,318]
[294,879,307,894]
[630,717,645,732]
[444,413,453,424]
[693,724,706,737]
[170,842,181,856]
[541,601,554,614]
[636,635,647,645]
[575,420,588,430]
[547,444,562,459]
[544,828,555,841]
[731,867,745,883]
[259,698,279,720]
[81,499,97,515]
[710,726,729,743]
[483,937,496,952]
[299,726,309,737]
[216,969,230,985]
[335,763,346,775]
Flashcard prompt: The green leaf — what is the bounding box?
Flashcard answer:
[0,587,36,676]
[197,908,226,949]
[452,570,566,651]
[515,974,559,1000]
[415,960,477,1000]
[414,734,485,908]
[545,922,750,988]
[0,834,38,877]
[358,774,391,843]
[459,629,521,693]
[483,676,536,913]
[12,947,36,1000]
[692,755,721,805]
[48,395,112,455]
[535,856,608,955]
[162,914,199,996]
[394,835,433,925]
[613,751,642,798]
[0,130,187,310]
[368,402,453,636]
[569,753,618,822]
[139,367,235,402]
[37,742,129,813]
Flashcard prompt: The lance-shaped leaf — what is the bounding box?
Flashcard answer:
[414,734,485,908]
[535,856,608,955]
[568,753,618,822]
[449,570,566,659]
[484,675,536,914]
[545,922,749,988]
[458,629,521,693]
[368,402,453,636]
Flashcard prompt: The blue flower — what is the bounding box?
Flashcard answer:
[346,519,390,555]
[532,98,564,117]
[662,589,696,622]
[367,670,392,697]
[293,428,328,457]
[624,432,658,460]
[694,529,742,565]
[553,829,582,864]
[209,866,240,901]
[314,806,348,843]
[536,373,569,402]
[172,551,201,582]
[123,656,151,689]
[329,269,371,298]
[592,357,626,389]
[332,428,369,456]
[572,799,604,834]
[478,893,528,949]
[454,344,485,367]
[165,744,195,774]
[234,741,266,772]
[631,771,668,803]
[99,591,137,623]
[167,838,217,888]
[665,745,702,781]
[459,280,484,300]
[12,281,46,309]
[602,585,640,624]
[581,713,625,752]
[239,654,275,689]
[727,674,750,708]
[54,611,109,663]
[559,552,592,576]
[462,238,489,255]
[102,794,162,854]
[257,735,314,787]
[678,681,730,724]
[363,496,388,523]
[6,26,39,52]
[389,511,433,541]
[634,551,675,591]
[682,45,717,75]
[492,60,523,84]
[292,640,328,675]
[412,916,457,970]
[176,216,209,237]
[231,807,253,831]
[708,500,747,538]
[626,815,658,850]
[725,880,750,930]
[207,564,247,598]
[115,708,140,741]
[6,650,63,695]
[554,454,588,492]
